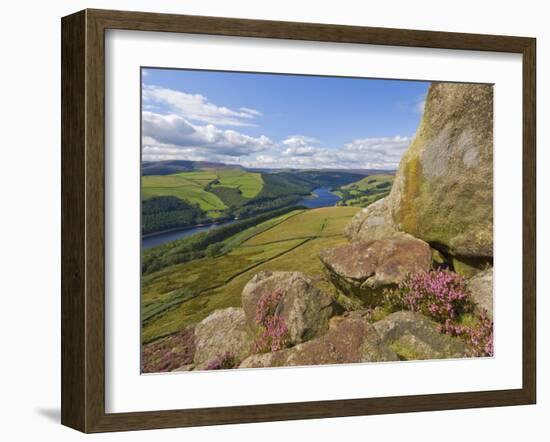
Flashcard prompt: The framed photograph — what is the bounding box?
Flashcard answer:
[61,9,536,433]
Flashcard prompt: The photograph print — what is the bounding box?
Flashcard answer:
[140,68,494,374]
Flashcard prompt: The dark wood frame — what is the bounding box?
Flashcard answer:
[61,8,536,433]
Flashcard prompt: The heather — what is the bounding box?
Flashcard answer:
[141,327,195,373]
[401,270,472,322]
[252,289,290,354]
[439,309,494,357]
[383,269,493,357]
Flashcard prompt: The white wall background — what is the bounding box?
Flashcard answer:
[0,0,546,440]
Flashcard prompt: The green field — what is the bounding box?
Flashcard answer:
[334,174,394,207]
[211,170,263,198]
[142,206,360,343]
[141,169,263,216]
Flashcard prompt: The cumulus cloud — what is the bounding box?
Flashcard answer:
[281,135,322,157]
[241,135,412,170]
[341,135,411,167]
[282,135,319,148]
[142,84,262,127]
[140,82,412,169]
[142,111,274,161]
[282,145,320,156]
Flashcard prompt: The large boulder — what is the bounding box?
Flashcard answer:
[318,234,431,306]
[373,311,466,360]
[468,267,493,319]
[345,197,398,242]
[389,83,493,257]
[239,316,398,368]
[241,271,342,346]
[347,83,493,259]
[193,307,253,369]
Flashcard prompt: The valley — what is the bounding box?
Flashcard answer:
[141,162,394,346]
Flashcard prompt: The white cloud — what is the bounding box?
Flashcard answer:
[241,135,411,170]
[240,107,262,117]
[142,84,262,127]
[142,111,274,161]
[142,107,411,169]
[282,135,319,148]
[283,145,320,156]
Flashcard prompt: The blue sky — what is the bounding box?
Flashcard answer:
[141,67,430,169]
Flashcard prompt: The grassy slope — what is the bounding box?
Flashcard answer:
[141,169,263,215]
[334,174,394,207]
[341,174,394,190]
[142,206,360,343]
[211,170,263,198]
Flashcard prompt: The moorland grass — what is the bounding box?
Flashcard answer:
[141,206,360,343]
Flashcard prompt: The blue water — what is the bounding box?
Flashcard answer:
[142,187,341,249]
[142,220,235,249]
[299,187,341,209]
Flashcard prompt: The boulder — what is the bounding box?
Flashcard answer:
[239,316,398,368]
[468,267,493,319]
[345,197,398,242]
[241,271,342,346]
[389,83,493,258]
[193,307,253,369]
[346,83,493,259]
[373,311,466,360]
[318,234,431,306]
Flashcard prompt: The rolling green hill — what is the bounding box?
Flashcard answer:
[334,174,394,207]
[141,167,365,235]
[142,169,262,214]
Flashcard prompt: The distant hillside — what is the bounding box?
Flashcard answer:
[141,165,368,235]
[143,159,396,177]
[142,160,244,176]
[334,174,394,207]
[247,167,396,176]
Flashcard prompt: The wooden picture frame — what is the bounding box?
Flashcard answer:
[61,8,536,433]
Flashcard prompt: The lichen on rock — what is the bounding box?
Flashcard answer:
[389,83,494,258]
[373,310,466,360]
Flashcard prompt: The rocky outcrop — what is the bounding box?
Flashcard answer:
[241,271,342,346]
[468,267,493,319]
[193,307,253,369]
[346,83,493,260]
[373,311,466,360]
[318,234,431,306]
[345,197,398,242]
[239,316,398,368]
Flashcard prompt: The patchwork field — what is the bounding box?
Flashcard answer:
[142,206,360,343]
[141,169,263,216]
[334,174,394,207]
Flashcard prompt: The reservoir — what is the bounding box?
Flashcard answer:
[142,187,341,249]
